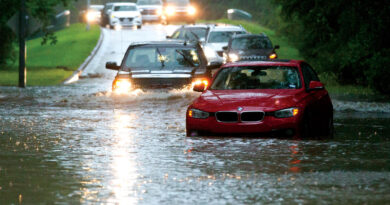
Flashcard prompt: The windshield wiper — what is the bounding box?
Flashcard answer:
[175,50,195,67]
[156,48,165,68]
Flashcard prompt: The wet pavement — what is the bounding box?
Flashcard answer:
[1,25,390,204]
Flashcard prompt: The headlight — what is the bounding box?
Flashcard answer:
[86,12,96,22]
[229,53,240,62]
[187,6,196,15]
[269,53,277,59]
[204,46,217,59]
[113,79,132,94]
[165,6,175,16]
[188,109,210,119]
[274,108,299,118]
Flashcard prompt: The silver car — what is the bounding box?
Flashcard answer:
[137,0,163,22]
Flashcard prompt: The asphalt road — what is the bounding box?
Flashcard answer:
[0,25,390,204]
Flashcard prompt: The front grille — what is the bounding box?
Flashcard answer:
[216,112,238,123]
[119,18,134,22]
[141,9,157,15]
[241,112,265,122]
[217,51,224,57]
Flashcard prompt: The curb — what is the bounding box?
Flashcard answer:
[63,27,105,84]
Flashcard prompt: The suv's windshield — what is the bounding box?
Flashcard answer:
[231,36,273,50]
[137,0,161,5]
[208,31,246,43]
[166,0,190,6]
[113,5,137,12]
[211,66,301,90]
[124,46,201,70]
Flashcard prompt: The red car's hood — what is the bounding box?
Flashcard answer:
[193,89,305,112]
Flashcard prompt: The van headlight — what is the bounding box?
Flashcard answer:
[187,6,196,15]
[188,109,210,119]
[274,108,299,118]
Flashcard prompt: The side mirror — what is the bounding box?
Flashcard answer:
[106,61,120,70]
[207,61,222,70]
[222,46,228,51]
[308,81,324,92]
[193,83,206,92]
[166,35,172,39]
[274,45,280,49]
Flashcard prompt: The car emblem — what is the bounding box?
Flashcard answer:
[238,107,243,111]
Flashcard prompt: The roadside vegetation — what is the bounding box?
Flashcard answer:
[0,23,100,86]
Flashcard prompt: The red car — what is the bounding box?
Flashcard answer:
[186,60,334,138]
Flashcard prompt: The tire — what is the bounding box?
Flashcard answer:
[137,25,142,29]
[325,117,334,139]
[301,115,312,139]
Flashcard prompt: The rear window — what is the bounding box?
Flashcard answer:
[211,66,302,90]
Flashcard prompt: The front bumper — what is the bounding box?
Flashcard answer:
[110,17,142,27]
[186,114,301,136]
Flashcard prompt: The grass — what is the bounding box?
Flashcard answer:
[200,19,380,100]
[0,23,101,86]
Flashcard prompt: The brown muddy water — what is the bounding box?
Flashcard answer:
[0,77,389,204]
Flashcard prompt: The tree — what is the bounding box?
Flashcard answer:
[0,0,75,67]
[273,0,390,94]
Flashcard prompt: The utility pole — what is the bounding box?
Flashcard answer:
[86,0,91,31]
[19,0,27,88]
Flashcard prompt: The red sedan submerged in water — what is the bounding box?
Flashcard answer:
[186,60,334,138]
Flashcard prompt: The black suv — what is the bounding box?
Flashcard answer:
[223,34,280,63]
[106,41,211,93]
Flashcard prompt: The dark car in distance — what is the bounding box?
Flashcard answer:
[106,41,211,93]
[223,34,280,63]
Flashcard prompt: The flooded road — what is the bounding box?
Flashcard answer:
[1,25,390,204]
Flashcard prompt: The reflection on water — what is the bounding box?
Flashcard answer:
[109,111,139,204]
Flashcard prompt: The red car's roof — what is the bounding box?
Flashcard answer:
[222,60,304,68]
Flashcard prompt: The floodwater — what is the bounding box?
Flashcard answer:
[1,25,390,204]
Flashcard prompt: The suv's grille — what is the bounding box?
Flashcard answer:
[141,9,157,15]
[240,56,267,61]
[216,112,238,122]
[241,112,265,122]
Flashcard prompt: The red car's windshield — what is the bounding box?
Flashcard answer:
[210,66,302,90]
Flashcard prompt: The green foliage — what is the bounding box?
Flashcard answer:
[273,0,390,94]
[0,0,75,67]
[0,24,101,86]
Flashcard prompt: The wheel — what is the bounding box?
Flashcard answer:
[325,117,334,139]
[137,25,142,29]
[300,114,312,139]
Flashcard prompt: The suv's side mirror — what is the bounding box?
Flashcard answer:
[106,61,120,70]
[274,45,280,49]
[307,81,324,92]
[222,46,228,51]
[193,83,206,92]
[166,35,172,39]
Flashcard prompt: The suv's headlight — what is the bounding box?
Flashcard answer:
[204,46,217,59]
[188,109,210,119]
[274,108,299,118]
[229,53,240,62]
[113,79,132,94]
